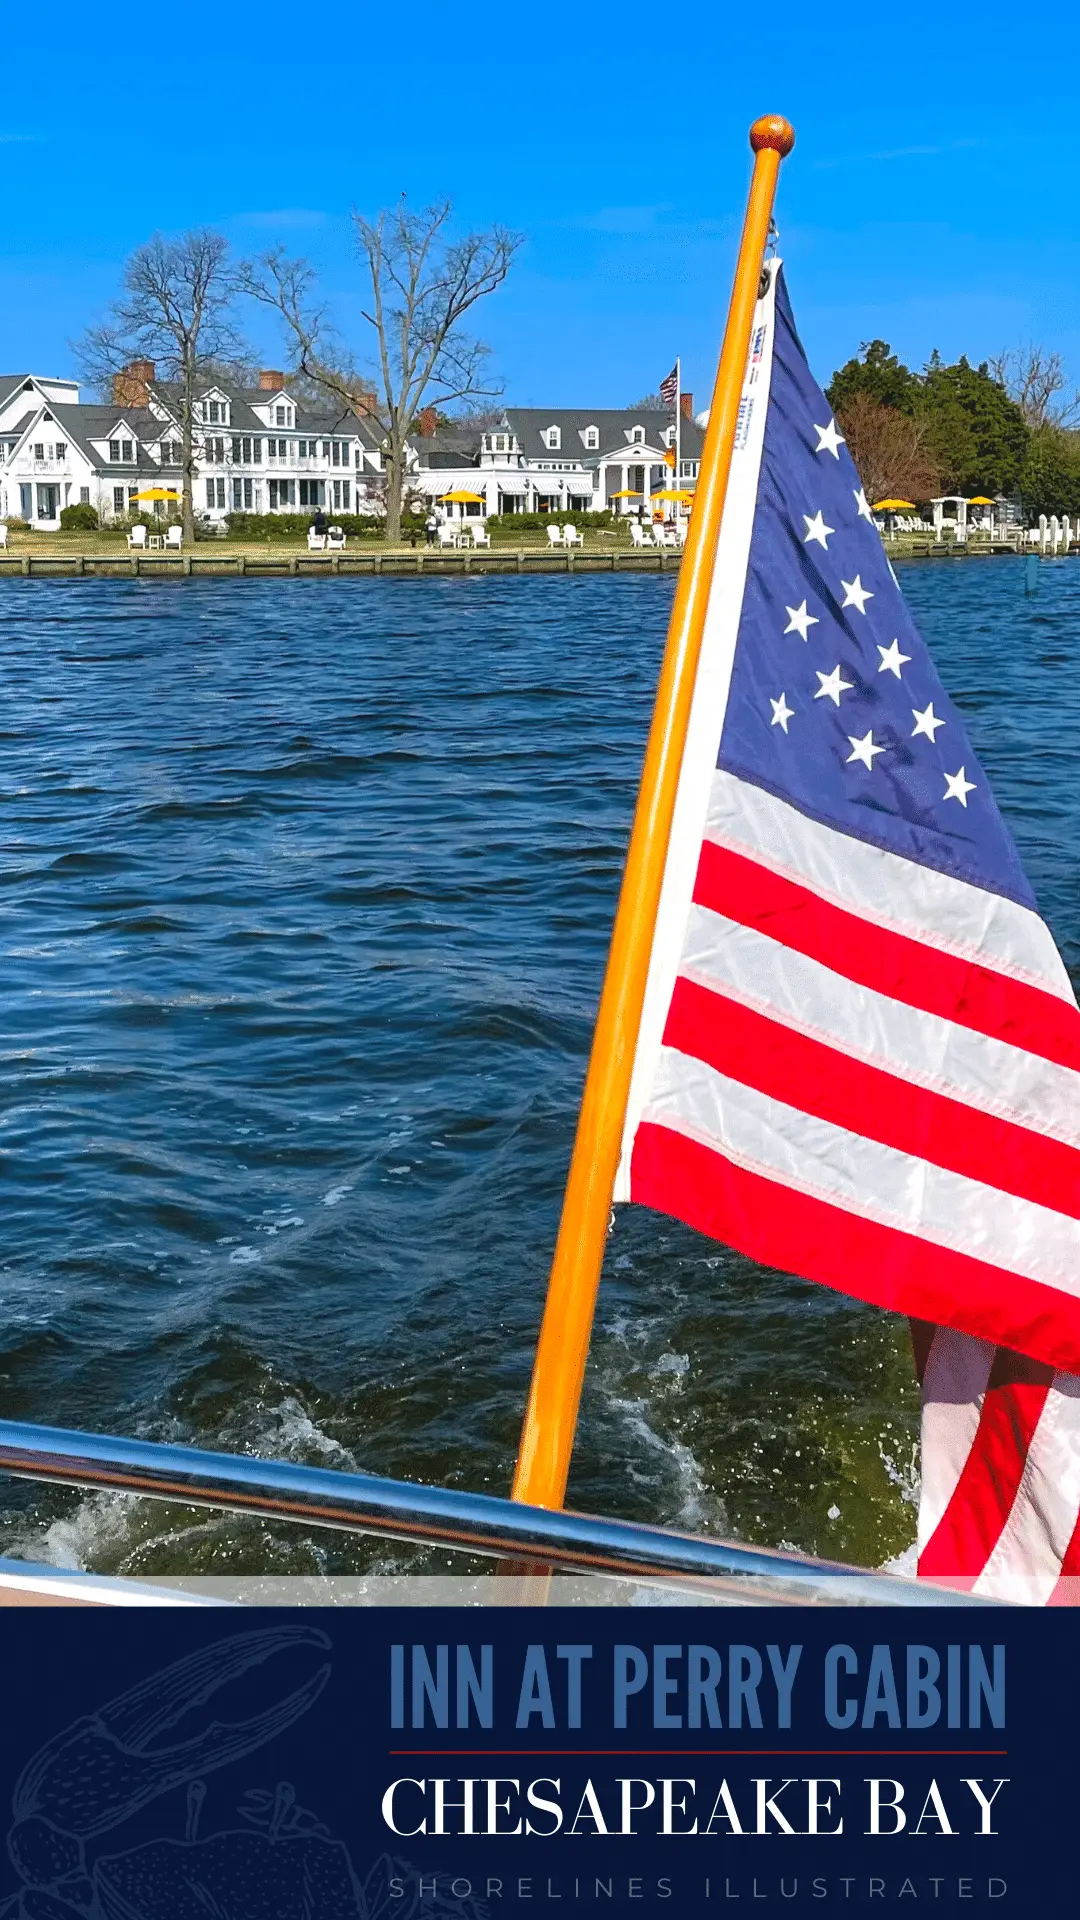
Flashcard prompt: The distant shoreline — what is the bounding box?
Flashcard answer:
[0,543,1051,582]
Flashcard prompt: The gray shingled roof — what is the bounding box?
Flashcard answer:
[504,407,705,463]
[28,402,162,469]
[407,407,704,471]
[149,379,378,444]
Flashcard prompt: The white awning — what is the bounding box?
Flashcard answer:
[415,473,488,497]
[529,473,595,492]
[496,477,529,496]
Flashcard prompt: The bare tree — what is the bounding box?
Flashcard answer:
[74,231,246,541]
[834,393,943,507]
[243,198,521,542]
[989,343,1080,430]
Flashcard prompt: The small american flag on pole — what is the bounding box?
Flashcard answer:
[659,364,679,410]
[617,261,1080,1602]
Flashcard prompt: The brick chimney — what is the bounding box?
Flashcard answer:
[258,369,286,390]
[112,359,155,408]
[679,390,694,420]
[417,406,437,437]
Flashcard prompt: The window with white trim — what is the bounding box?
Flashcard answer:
[542,425,561,450]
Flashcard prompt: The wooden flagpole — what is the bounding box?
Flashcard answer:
[511,115,795,1513]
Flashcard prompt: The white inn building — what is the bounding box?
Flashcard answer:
[407,402,704,518]
[0,368,703,530]
[0,365,384,529]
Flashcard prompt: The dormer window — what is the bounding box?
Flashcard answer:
[661,425,676,448]
[274,404,294,427]
[582,425,599,450]
[542,425,561,451]
[629,424,645,445]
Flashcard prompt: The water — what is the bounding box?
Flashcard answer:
[0,558,1076,1578]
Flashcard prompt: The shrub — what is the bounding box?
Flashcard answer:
[485,510,620,537]
[223,511,395,541]
[60,502,100,532]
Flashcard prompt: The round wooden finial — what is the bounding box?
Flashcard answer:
[750,115,795,157]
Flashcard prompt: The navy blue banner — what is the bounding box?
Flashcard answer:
[0,1608,1069,1917]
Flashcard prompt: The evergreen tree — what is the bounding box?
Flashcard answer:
[1020,427,1080,519]
[826,340,918,415]
[916,356,1028,497]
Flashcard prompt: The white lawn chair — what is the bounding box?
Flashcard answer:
[562,523,582,548]
[0,524,7,550]
[165,525,182,551]
[471,524,490,548]
[675,519,688,545]
[630,521,653,548]
[307,529,328,551]
[546,524,563,548]
[127,524,147,550]
[327,527,346,551]
[438,522,458,549]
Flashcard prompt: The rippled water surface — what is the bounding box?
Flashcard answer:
[1,560,1077,1576]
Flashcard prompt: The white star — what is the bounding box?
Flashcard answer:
[912,701,946,743]
[784,599,819,641]
[877,639,910,678]
[803,510,835,550]
[814,664,854,706]
[770,693,795,733]
[814,418,845,458]
[841,574,874,615]
[854,488,873,520]
[846,729,885,770]
[944,766,976,807]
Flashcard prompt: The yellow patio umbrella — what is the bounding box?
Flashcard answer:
[651,488,695,504]
[968,496,995,505]
[129,487,182,502]
[609,488,643,498]
[439,489,486,503]
[872,498,917,511]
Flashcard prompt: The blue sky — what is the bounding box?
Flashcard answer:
[4,9,1078,412]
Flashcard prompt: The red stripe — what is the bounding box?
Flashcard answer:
[663,976,1080,1220]
[629,1121,1080,1376]
[917,1352,1054,1577]
[694,840,1080,1072]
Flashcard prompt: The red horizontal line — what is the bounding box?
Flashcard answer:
[388,1750,1008,1758]
[693,837,1080,1072]
[630,1121,1080,1375]
[665,974,1080,1223]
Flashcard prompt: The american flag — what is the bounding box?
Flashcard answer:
[616,261,1080,1602]
[659,365,679,410]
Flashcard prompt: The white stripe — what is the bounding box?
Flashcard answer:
[917,1327,995,1552]
[680,902,1080,1152]
[616,264,780,1203]
[705,768,1074,1004]
[643,1044,1080,1300]
[972,1371,1080,1603]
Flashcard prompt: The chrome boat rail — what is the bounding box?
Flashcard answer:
[0,1419,994,1604]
